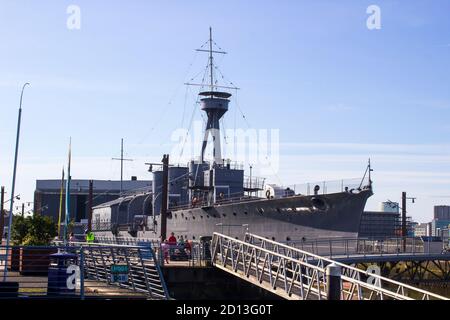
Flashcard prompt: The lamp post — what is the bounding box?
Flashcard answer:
[3,82,30,281]
[401,192,416,252]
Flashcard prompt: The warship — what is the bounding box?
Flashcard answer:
[92,29,373,242]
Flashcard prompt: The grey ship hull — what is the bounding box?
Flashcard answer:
[104,189,372,241]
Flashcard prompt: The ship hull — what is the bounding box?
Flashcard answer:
[95,189,372,242]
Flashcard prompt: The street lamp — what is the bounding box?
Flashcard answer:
[2,194,20,204]
[3,82,30,281]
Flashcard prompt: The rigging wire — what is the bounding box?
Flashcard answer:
[137,50,200,145]
[175,60,211,162]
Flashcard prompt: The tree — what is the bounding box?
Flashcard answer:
[11,215,30,245]
[11,215,57,246]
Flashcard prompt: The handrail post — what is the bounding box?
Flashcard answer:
[329,240,332,258]
[80,246,85,300]
[326,263,341,300]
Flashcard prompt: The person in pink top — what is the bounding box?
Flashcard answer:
[160,240,170,264]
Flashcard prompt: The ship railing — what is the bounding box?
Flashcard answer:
[0,243,169,300]
[283,237,424,259]
[211,232,448,300]
[243,176,265,190]
[169,193,264,211]
[282,176,371,196]
[94,237,212,267]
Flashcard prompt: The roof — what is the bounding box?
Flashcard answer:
[93,191,152,209]
[36,179,152,193]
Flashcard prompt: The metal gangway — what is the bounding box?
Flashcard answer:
[211,232,449,300]
[78,242,169,299]
[58,242,169,299]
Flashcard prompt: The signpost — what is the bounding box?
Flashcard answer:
[110,264,129,283]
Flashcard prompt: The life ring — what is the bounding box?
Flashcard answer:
[265,190,271,199]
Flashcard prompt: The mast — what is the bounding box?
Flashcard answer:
[57,166,64,238]
[64,138,72,245]
[209,26,214,92]
[185,28,239,165]
[112,138,133,195]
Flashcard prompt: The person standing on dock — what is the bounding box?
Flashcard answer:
[168,232,176,245]
[168,232,177,258]
[161,239,170,264]
[86,229,95,244]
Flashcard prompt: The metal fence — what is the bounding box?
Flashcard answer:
[211,232,449,300]
[285,237,425,258]
[95,236,212,267]
[284,177,370,196]
[0,243,169,299]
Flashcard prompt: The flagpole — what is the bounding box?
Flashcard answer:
[3,82,30,281]
[63,138,72,246]
[57,166,65,238]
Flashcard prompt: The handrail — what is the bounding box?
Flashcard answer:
[211,232,448,300]
[244,233,448,300]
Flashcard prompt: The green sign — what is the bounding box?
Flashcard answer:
[111,264,129,283]
[111,264,129,273]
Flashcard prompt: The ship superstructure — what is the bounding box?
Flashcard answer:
[92,29,373,242]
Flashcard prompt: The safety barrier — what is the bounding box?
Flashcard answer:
[286,237,424,258]
[95,236,212,267]
[211,232,449,300]
[0,243,169,299]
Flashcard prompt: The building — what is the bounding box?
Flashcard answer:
[431,219,450,237]
[434,205,450,220]
[414,222,432,237]
[359,202,401,239]
[34,178,152,224]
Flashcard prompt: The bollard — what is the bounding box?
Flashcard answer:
[326,263,341,300]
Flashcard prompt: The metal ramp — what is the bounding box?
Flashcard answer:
[211,232,449,300]
[74,242,169,299]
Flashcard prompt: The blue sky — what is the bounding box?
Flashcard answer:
[0,0,450,222]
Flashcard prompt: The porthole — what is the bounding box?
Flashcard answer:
[222,214,226,217]
[311,197,328,211]
[244,211,248,215]
[233,212,237,216]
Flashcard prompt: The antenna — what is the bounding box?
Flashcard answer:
[112,138,134,195]
[186,27,239,92]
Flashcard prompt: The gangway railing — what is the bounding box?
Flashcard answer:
[286,237,424,258]
[0,243,169,299]
[211,232,449,300]
[55,241,169,299]
[95,236,212,267]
